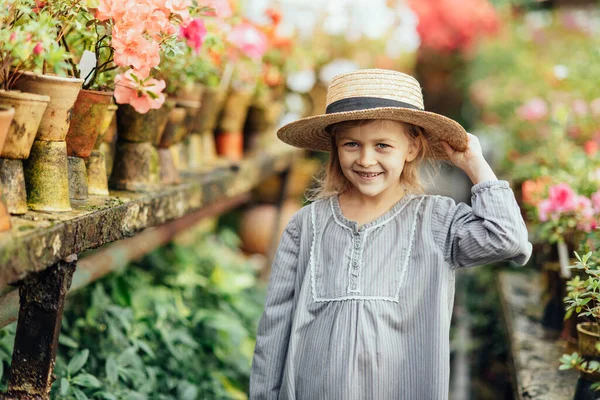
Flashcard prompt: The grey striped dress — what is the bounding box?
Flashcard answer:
[250,180,532,400]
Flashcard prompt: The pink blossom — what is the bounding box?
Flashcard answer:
[228,22,268,60]
[112,28,161,79]
[548,183,577,213]
[146,9,177,40]
[585,140,599,156]
[538,199,552,222]
[516,97,548,122]
[165,0,192,24]
[33,42,43,55]
[203,0,232,18]
[9,33,16,42]
[592,190,600,213]
[180,18,207,53]
[114,69,166,114]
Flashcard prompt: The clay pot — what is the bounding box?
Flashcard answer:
[0,186,10,231]
[239,200,302,255]
[176,81,204,103]
[67,156,88,200]
[196,87,226,134]
[158,107,187,149]
[66,89,113,158]
[116,101,174,145]
[216,132,243,161]
[0,90,50,159]
[178,100,202,135]
[158,148,180,185]
[109,141,160,191]
[100,104,119,145]
[12,72,84,141]
[23,140,71,212]
[0,107,15,152]
[217,89,253,133]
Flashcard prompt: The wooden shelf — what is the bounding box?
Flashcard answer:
[0,147,299,287]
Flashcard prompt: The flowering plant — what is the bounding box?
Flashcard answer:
[0,0,69,91]
[90,0,198,112]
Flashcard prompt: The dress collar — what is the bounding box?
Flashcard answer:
[329,192,414,232]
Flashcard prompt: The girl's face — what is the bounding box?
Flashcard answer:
[336,120,419,200]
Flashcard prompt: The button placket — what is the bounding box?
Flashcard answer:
[348,231,363,293]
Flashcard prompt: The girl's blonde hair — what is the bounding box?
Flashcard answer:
[305,119,437,201]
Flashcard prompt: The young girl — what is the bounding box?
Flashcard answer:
[250,69,531,400]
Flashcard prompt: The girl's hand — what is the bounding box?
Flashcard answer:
[441,133,498,185]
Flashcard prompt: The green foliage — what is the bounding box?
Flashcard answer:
[0,228,266,399]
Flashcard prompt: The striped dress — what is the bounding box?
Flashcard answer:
[250,180,532,400]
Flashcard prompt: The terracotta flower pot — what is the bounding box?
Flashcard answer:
[0,90,50,159]
[217,89,254,133]
[0,107,15,152]
[176,81,204,103]
[86,150,109,196]
[216,132,244,161]
[67,156,88,200]
[12,72,84,141]
[195,87,226,134]
[96,103,118,148]
[116,101,174,145]
[158,107,187,149]
[158,148,180,185]
[0,159,27,214]
[23,140,71,212]
[66,89,113,158]
[0,186,10,231]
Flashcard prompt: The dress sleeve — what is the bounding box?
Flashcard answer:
[431,180,532,269]
[250,213,300,400]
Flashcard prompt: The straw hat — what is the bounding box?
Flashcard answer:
[277,69,468,159]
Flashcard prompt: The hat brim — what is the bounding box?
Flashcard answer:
[277,107,468,160]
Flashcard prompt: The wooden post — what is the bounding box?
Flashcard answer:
[1,257,76,399]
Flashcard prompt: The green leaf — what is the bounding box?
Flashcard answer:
[559,364,574,370]
[59,377,70,396]
[72,387,89,400]
[59,334,79,349]
[67,349,89,376]
[72,373,102,388]
[106,357,118,386]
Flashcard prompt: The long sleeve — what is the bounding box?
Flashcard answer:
[431,180,532,269]
[250,214,300,400]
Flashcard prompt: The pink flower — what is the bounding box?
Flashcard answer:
[548,183,577,213]
[112,27,160,79]
[180,18,207,53]
[33,42,43,55]
[203,0,232,18]
[114,69,166,114]
[538,199,552,222]
[228,22,268,60]
[516,97,548,122]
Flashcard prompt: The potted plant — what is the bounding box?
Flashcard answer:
[561,247,600,399]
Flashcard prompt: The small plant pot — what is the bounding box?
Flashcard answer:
[158,107,187,149]
[216,131,243,161]
[196,87,226,134]
[172,140,189,170]
[0,159,28,214]
[86,150,109,196]
[101,104,119,145]
[67,156,88,200]
[0,107,15,152]
[0,183,10,232]
[23,140,71,212]
[218,89,253,134]
[116,101,174,145]
[12,72,84,141]
[187,133,203,170]
[95,103,118,148]
[175,81,204,103]
[158,148,180,185]
[66,89,114,158]
[0,90,50,159]
[109,140,160,192]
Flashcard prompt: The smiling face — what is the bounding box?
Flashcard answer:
[335,120,420,200]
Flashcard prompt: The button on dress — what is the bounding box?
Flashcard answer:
[250,180,532,400]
